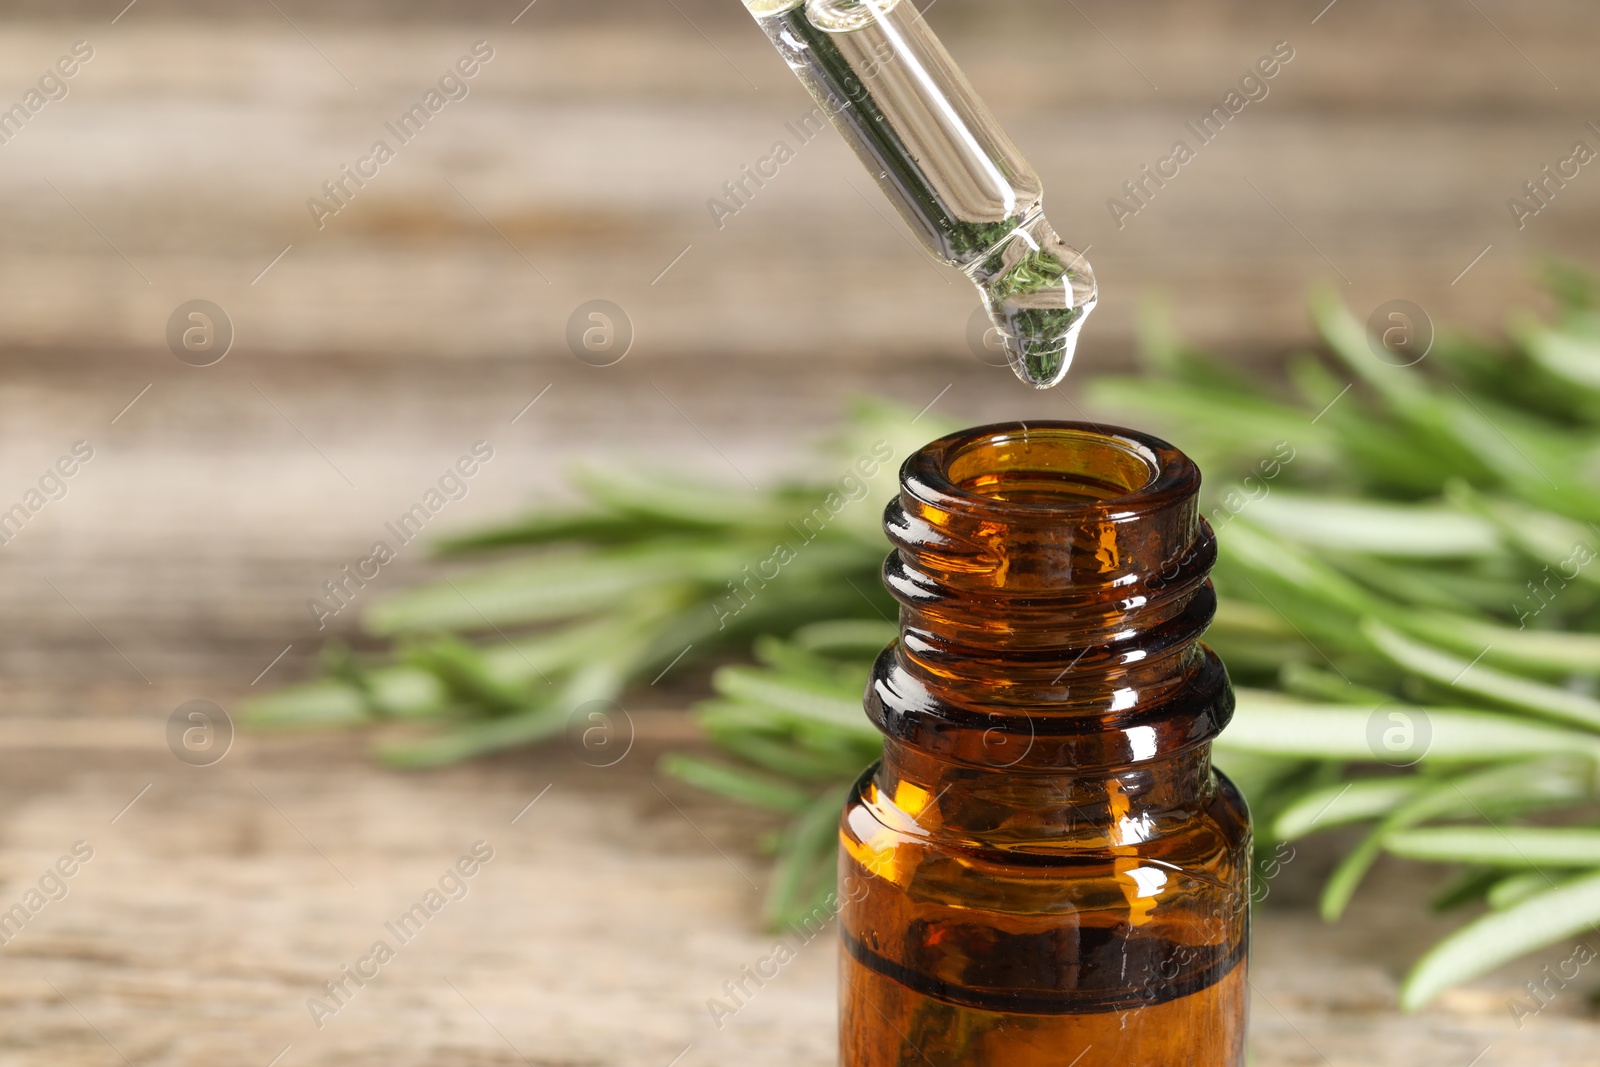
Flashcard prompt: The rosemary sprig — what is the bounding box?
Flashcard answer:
[242,399,938,768]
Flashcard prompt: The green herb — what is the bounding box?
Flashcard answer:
[1094,263,1600,1006]
[241,401,938,772]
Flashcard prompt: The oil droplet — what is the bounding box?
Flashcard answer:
[967,210,1097,389]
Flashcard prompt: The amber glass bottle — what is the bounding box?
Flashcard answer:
[839,421,1250,1066]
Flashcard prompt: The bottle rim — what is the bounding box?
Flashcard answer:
[901,420,1201,520]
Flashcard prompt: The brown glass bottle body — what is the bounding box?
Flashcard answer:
[839,422,1250,1067]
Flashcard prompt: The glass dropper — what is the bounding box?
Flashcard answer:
[741,0,1097,388]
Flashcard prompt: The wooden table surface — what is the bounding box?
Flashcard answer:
[2,1,1599,1063]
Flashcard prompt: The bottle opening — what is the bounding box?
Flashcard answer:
[895,422,1205,597]
[942,427,1161,509]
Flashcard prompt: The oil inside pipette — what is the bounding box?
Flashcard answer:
[744,0,1097,388]
[969,209,1097,388]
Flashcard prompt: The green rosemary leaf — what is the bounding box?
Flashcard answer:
[790,721,882,763]
[797,850,846,931]
[1429,867,1501,913]
[658,754,812,814]
[1311,288,1431,413]
[1214,753,1327,849]
[789,619,898,656]
[696,694,876,759]
[1209,599,1296,640]
[1441,396,1598,505]
[1321,815,1432,923]
[379,704,569,768]
[713,666,880,742]
[1135,296,1270,397]
[1085,378,1331,461]
[363,552,677,635]
[1362,620,1600,731]
[1219,693,1600,762]
[702,579,889,648]
[1486,870,1566,910]
[704,727,870,782]
[1386,827,1600,867]
[569,464,800,529]
[1203,636,1315,677]
[1319,759,1592,921]
[240,680,370,728]
[1314,294,1524,489]
[1210,750,1307,804]
[476,618,631,687]
[695,700,795,739]
[1277,663,1394,707]
[431,509,652,553]
[1284,349,1351,413]
[764,783,850,930]
[1217,522,1384,620]
[1324,417,1475,498]
[1400,869,1600,1010]
[1495,478,1600,527]
[1272,778,1424,841]
[243,667,449,726]
[401,635,534,716]
[1393,611,1600,678]
[1446,485,1600,593]
[751,635,871,690]
[1322,554,1491,615]
[1205,601,1312,674]
[1245,495,1502,558]
[1542,258,1600,313]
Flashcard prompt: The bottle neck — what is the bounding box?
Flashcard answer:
[873,739,1219,845]
[866,421,1233,791]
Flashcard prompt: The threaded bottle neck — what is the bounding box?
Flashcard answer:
[867,421,1231,773]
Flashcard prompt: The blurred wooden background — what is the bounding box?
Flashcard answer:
[0,0,1597,360]
[1,0,1599,1063]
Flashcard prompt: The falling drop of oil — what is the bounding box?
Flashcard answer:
[968,210,1098,389]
